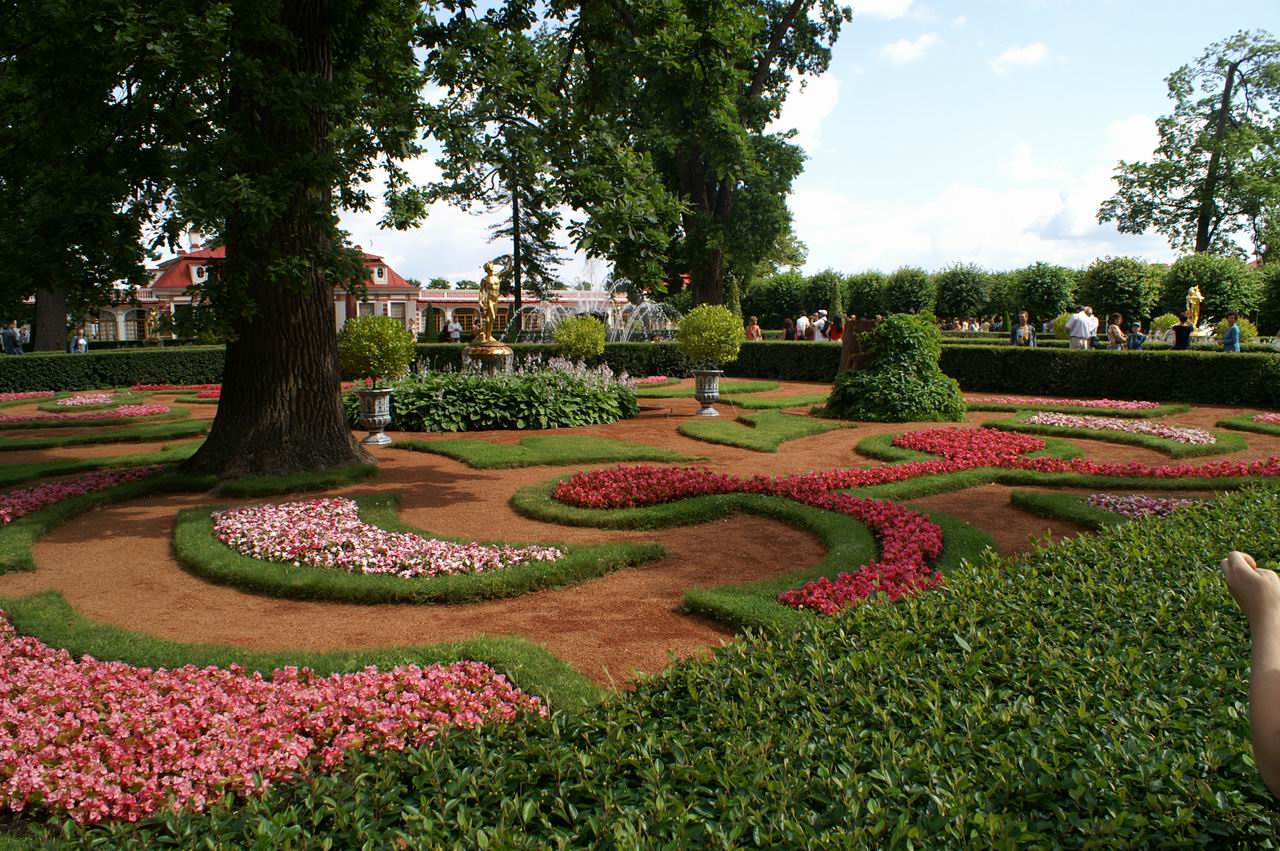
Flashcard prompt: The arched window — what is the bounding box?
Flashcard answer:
[124,309,147,341]
[451,308,478,332]
[92,311,118,341]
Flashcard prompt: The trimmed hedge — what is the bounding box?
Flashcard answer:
[72,486,1280,846]
[0,347,224,392]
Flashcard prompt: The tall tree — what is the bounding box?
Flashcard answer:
[171,0,430,476]
[561,0,850,305]
[1099,30,1280,256]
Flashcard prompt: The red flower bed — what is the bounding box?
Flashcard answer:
[0,392,55,402]
[195,389,220,399]
[552,427,1280,616]
[131,383,221,392]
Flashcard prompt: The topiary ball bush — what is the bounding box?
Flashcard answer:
[823,313,966,422]
[1214,316,1258,343]
[552,315,607,362]
[1050,311,1072,339]
[677,304,744,369]
[1151,312,1180,333]
[337,315,417,383]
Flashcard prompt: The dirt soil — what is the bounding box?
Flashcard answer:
[1,383,1276,687]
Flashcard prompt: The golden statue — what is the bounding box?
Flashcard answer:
[1186,285,1204,329]
[475,260,501,343]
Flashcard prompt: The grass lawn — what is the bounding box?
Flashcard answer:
[0,418,212,451]
[1217,412,1280,437]
[677,410,848,452]
[0,442,199,488]
[634,379,781,398]
[393,434,702,468]
[718,392,829,409]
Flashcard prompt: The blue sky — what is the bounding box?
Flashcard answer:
[339,0,1280,284]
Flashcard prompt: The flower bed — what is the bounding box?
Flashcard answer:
[1024,412,1216,445]
[0,403,170,426]
[0,613,543,824]
[0,391,55,402]
[56,393,115,407]
[1255,413,1280,425]
[212,498,562,578]
[195,389,220,399]
[631,375,670,385]
[1086,493,1197,519]
[0,466,162,525]
[970,395,1160,410]
[553,427,1280,615]
[132,383,221,392]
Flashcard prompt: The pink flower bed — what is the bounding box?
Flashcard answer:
[1254,413,1280,426]
[195,389,220,399]
[0,403,169,426]
[632,375,670,385]
[0,613,544,824]
[1086,493,1197,519]
[213,498,562,578]
[1023,412,1216,445]
[55,393,115,407]
[553,427,1280,615]
[970,395,1160,410]
[131,383,220,392]
[0,392,55,402]
[0,467,162,525]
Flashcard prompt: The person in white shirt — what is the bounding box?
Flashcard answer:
[445,318,462,343]
[1064,306,1091,349]
[795,312,810,340]
[1083,306,1099,344]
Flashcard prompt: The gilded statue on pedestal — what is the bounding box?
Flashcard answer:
[1186,285,1204,329]
[475,260,501,343]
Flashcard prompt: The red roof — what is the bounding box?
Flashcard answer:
[150,246,414,291]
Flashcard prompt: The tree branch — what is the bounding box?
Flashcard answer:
[746,0,807,101]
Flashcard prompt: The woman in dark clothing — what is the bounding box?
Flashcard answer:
[1172,312,1192,350]
[783,317,795,340]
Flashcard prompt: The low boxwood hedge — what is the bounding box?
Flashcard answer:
[72,486,1280,847]
[0,347,224,392]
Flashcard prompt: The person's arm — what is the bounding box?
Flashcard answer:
[1224,551,1280,798]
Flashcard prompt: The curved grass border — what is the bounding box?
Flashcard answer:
[965,401,1190,418]
[1217,412,1280,437]
[677,409,849,452]
[511,476,997,633]
[392,434,702,469]
[984,411,1248,458]
[719,392,829,410]
[34,393,147,413]
[0,405,192,431]
[0,393,69,410]
[1008,490,1129,531]
[213,463,379,497]
[0,418,211,451]
[0,591,602,710]
[174,394,220,405]
[631,377,680,389]
[634,379,781,398]
[0,443,199,489]
[175,491,665,605]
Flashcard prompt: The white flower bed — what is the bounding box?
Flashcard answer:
[1024,412,1216,445]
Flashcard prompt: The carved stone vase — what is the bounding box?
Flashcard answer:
[692,369,723,417]
[355,387,393,445]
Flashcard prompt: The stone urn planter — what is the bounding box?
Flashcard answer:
[692,369,723,417]
[355,387,394,445]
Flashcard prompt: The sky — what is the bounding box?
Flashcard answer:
[338,0,1280,285]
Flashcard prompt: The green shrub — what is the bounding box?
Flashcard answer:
[883,266,936,314]
[0,346,224,392]
[933,262,990,320]
[77,487,1280,847]
[1151,312,1180,332]
[846,271,887,317]
[337,315,416,382]
[1077,256,1161,322]
[551,315,606,361]
[676,304,744,368]
[1214,316,1258,343]
[1161,253,1262,320]
[1259,262,1280,335]
[1050,311,1071,339]
[1015,262,1077,324]
[741,271,806,330]
[823,313,965,422]
[346,367,639,432]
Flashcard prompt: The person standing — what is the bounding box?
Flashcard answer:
[1010,311,1036,347]
[1,322,20,355]
[73,330,88,354]
[1172,312,1193,350]
[1106,314,1126,350]
[1083,307,1099,347]
[782,317,795,341]
[1223,312,1242,352]
[795,312,810,341]
[1064,306,1090,349]
[445,315,462,343]
[1127,322,1147,350]
[828,315,844,342]
[745,316,763,341]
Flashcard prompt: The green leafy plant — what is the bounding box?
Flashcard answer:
[1050,311,1071,339]
[823,313,966,422]
[337,315,416,384]
[1214,316,1258,343]
[1152,312,1180,332]
[551,315,606,362]
[1160,253,1263,319]
[676,304,744,368]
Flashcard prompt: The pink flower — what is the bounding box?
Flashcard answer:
[56,394,115,407]
[0,467,163,526]
[1023,412,1215,445]
[0,404,170,425]
[631,375,670,385]
[1086,493,1196,519]
[971,396,1160,410]
[1254,413,1280,426]
[0,392,56,402]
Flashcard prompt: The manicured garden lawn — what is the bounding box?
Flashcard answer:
[1,383,1279,845]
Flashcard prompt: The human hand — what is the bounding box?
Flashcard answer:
[1223,551,1280,631]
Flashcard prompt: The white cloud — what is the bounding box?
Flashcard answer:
[951,15,967,27]
[879,33,939,64]
[991,42,1049,74]
[1005,142,1063,182]
[793,115,1174,272]
[851,0,913,19]
[770,73,841,153]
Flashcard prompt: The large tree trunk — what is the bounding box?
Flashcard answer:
[1195,59,1241,253]
[184,0,368,477]
[32,284,67,352]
